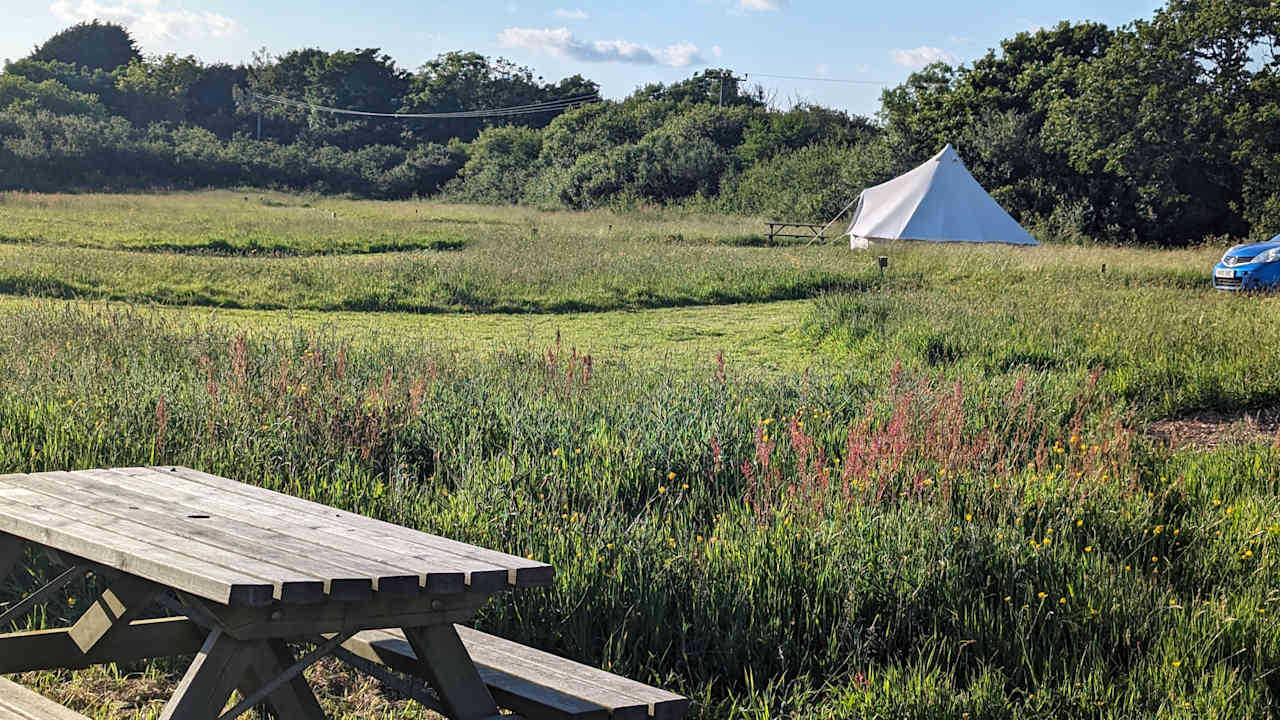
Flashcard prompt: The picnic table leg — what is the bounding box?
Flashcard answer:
[238,639,326,720]
[161,629,257,720]
[402,624,503,720]
[0,533,22,583]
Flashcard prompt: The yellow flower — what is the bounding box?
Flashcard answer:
[965,513,972,522]
[667,471,676,480]
[1085,546,1093,553]
[681,483,689,490]
[1076,519,1084,527]
[1059,596,1067,605]
[657,486,667,494]
[696,535,704,543]
[1037,591,1048,599]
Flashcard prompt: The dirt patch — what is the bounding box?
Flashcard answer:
[1147,407,1280,450]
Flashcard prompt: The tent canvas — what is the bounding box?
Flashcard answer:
[846,144,1038,248]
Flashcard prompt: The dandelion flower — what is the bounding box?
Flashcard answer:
[1085,546,1093,553]
[657,486,667,494]
[1059,596,1067,604]
[1037,591,1048,599]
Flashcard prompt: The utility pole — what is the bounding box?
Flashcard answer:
[704,70,747,107]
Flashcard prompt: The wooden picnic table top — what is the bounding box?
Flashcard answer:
[0,466,553,608]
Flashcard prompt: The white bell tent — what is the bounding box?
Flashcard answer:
[843,144,1038,248]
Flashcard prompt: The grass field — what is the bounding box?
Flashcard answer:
[1,190,1279,719]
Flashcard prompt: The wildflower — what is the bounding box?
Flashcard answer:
[1037,591,1048,599]
[606,543,614,549]
[1213,499,1221,506]
[667,471,676,480]
[1003,596,1011,602]
[1059,597,1067,604]
[1171,660,1181,668]
[696,535,704,543]
[1085,546,1093,553]
[552,448,560,457]
[575,448,582,455]
[657,486,667,494]
[965,513,972,522]
[993,482,1000,489]
[1169,599,1177,607]
[1151,556,1159,563]
[682,483,689,490]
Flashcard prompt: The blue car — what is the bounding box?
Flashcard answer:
[1214,235,1280,291]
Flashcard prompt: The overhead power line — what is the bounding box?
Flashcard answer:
[247,91,601,119]
[742,72,915,86]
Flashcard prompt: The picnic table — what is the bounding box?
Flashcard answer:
[0,466,687,720]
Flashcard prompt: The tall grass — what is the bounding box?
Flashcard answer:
[2,303,1277,718]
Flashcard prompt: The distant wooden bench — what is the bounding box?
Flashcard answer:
[344,626,689,720]
[765,221,827,242]
[0,678,90,720]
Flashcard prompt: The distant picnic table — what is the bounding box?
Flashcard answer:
[0,466,687,720]
[765,221,829,243]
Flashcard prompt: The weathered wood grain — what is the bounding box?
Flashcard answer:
[75,468,470,594]
[140,466,553,587]
[0,677,91,720]
[0,617,206,673]
[66,572,163,653]
[402,624,503,720]
[0,480,319,605]
[345,627,690,720]
[0,479,274,607]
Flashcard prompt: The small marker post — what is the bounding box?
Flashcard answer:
[878,256,888,278]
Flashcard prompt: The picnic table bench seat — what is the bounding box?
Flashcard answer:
[344,626,689,720]
[0,678,90,720]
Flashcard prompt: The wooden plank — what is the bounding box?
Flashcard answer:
[160,630,255,720]
[402,624,502,720]
[202,592,486,641]
[125,466,531,590]
[0,533,23,585]
[0,678,89,720]
[456,626,688,720]
[101,468,500,593]
[0,479,273,607]
[0,617,206,673]
[238,640,326,720]
[137,467,553,587]
[36,471,400,600]
[76,469,471,595]
[347,628,689,720]
[343,630,608,720]
[66,572,162,653]
[0,479,322,605]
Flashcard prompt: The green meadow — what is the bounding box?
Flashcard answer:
[1,191,1278,719]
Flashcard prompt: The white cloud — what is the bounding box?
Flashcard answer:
[711,45,722,58]
[815,63,830,77]
[737,0,782,11]
[499,27,704,67]
[553,8,587,20]
[889,46,957,69]
[49,0,235,43]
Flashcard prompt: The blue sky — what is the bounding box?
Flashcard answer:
[3,0,1165,116]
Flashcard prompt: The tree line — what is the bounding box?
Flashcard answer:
[2,0,1278,245]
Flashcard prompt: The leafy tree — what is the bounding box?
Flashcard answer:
[248,48,409,148]
[29,21,140,72]
[632,69,765,108]
[401,52,598,144]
